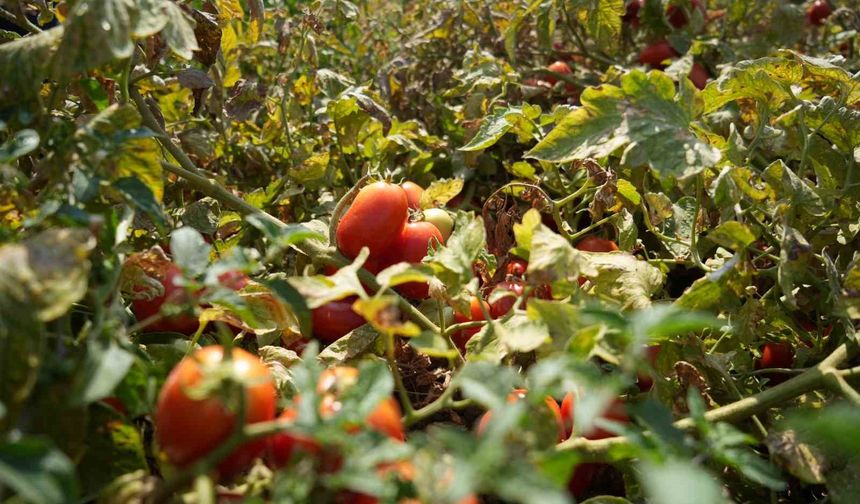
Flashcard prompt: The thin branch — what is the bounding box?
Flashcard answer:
[557,341,855,461]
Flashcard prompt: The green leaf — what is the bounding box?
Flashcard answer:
[460,106,538,151]
[74,340,135,404]
[0,229,95,322]
[267,278,312,338]
[0,438,78,504]
[419,178,464,209]
[52,0,135,81]
[526,70,720,178]
[640,459,727,504]
[170,227,211,277]
[583,252,665,309]
[495,314,550,354]
[78,406,147,496]
[317,324,379,365]
[113,177,166,230]
[0,27,63,107]
[502,0,545,64]
[0,129,39,163]
[570,0,624,54]
[707,221,757,251]
[161,3,200,60]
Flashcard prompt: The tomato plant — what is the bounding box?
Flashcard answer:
[155,346,276,479]
[2,0,860,502]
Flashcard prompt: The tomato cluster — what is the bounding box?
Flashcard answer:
[311,182,454,346]
[477,389,630,499]
[131,262,251,335]
[155,346,277,479]
[266,367,407,502]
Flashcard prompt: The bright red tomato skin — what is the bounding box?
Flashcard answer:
[156,346,276,479]
[336,182,409,260]
[451,297,490,352]
[401,181,424,210]
[505,258,528,278]
[756,342,795,370]
[568,463,598,499]
[807,0,831,26]
[132,263,199,334]
[311,296,366,344]
[688,62,710,90]
[638,40,679,69]
[545,60,572,85]
[489,280,525,318]
[388,222,444,299]
[265,408,322,469]
[575,236,620,253]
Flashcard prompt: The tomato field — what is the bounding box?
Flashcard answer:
[1,0,860,503]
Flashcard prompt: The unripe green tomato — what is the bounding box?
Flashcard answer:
[423,208,453,242]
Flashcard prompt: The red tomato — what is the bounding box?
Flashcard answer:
[476,389,566,442]
[311,296,366,344]
[688,62,710,90]
[756,342,794,370]
[807,0,831,26]
[545,60,572,85]
[638,40,679,69]
[560,393,629,441]
[623,0,643,27]
[388,222,444,299]
[798,319,833,338]
[401,181,424,210]
[156,346,276,479]
[755,342,795,385]
[568,463,598,499]
[505,258,528,278]
[265,408,322,469]
[451,297,491,352]
[131,263,199,334]
[318,367,406,442]
[489,279,526,318]
[100,396,128,417]
[575,236,619,253]
[637,345,663,392]
[268,367,405,471]
[666,0,702,28]
[336,182,409,260]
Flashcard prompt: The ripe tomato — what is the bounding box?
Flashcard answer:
[423,208,453,242]
[489,279,526,318]
[545,60,572,85]
[476,389,566,442]
[568,463,598,499]
[336,182,409,260]
[638,40,679,69]
[388,222,444,299]
[265,408,322,469]
[318,367,406,441]
[268,367,406,470]
[575,236,619,253]
[688,62,710,90]
[807,0,831,26]
[401,181,424,210]
[623,0,643,27]
[132,263,199,334]
[798,319,833,337]
[156,346,276,479]
[560,393,629,441]
[505,258,528,278]
[451,297,491,352]
[755,342,795,385]
[666,0,703,28]
[311,296,366,344]
[637,345,663,392]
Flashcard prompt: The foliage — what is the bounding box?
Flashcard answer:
[1,0,859,503]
